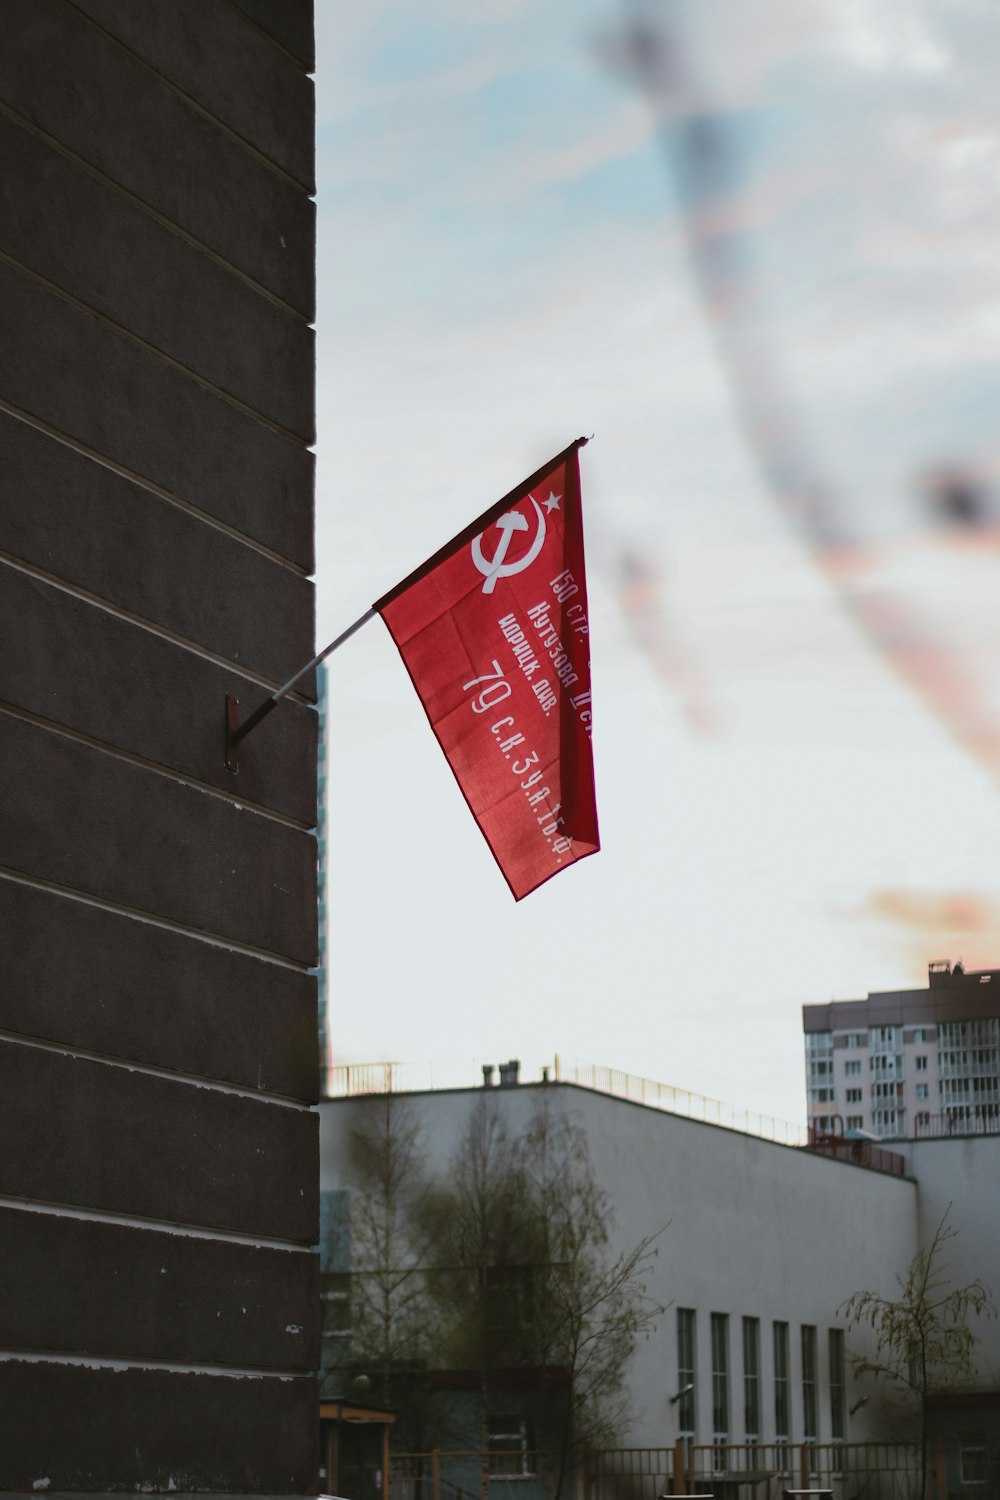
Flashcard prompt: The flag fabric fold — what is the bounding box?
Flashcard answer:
[375,439,600,900]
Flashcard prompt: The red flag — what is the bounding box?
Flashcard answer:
[375,439,600,900]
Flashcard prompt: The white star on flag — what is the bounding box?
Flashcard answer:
[543,491,561,512]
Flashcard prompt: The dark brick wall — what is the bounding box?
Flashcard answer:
[0,1,318,1491]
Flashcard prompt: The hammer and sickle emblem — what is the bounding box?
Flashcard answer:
[471,498,547,594]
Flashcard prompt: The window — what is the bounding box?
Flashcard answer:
[916,1055,928,1071]
[711,1313,730,1441]
[773,1322,790,1440]
[488,1416,534,1478]
[806,1033,832,1051]
[960,1444,989,1485]
[916,1084,929,1100]
[811,1087,834,1102]
[845,1060,862,1076]
[846,1088,862,1103]
[913,1028,929,1043]
[809,1060,832,1077]
[742,1317,760,1441]
[916,1111,931,1129]
[871,1026,898,1045]
[320,1272,351,1342]
[677,1308,696,1438]
[801,1325,818,1440]
[846,1115,864,1129]
[844,1032,864,1048]
[828,1329,845,1440]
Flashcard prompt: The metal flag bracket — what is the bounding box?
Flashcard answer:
[224,607,376,773]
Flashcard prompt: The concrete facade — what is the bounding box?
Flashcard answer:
[900,1135,1000,1386]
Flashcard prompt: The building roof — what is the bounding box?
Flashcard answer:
[803,961,1000,1031]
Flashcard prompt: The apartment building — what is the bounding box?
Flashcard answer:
[803,960,1000,1140]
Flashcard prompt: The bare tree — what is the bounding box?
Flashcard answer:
[841,1205,994,1500]
[518,1096,665,1485]
[422,1093,665,1492]
[332,1089,666,1482]
[418,1095,537,1432]
[332,1094,452,1448]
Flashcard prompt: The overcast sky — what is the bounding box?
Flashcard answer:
[312,0,1000,1125]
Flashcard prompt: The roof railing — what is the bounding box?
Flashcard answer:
[325,1057,809,1148]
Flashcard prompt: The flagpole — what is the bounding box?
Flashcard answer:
[224,606,375,772]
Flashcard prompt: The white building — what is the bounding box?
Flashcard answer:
[803,960,1000,1141]
[319,1066,1000,1463]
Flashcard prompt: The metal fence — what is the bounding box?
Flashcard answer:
[390,1450,556,1500]
[326,1058,808,1150]
[589,1443,926,1500]
[911,1110,1000,1140]
[554,1065,807,1147]
[325,1063,1000,1150]
[389,1444,931,1500]
[803,1136,907,1177]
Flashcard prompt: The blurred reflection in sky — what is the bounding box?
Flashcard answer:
[610,0,1000,779]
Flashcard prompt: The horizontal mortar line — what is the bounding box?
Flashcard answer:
[0,1193,315,1253]
[0,98,312,326]
[0,1348,309,1380]
[0,399,312,576]
[65,0,316,195]
[0,868,314,976]
[0,248,313,449]
[0,551,315,706]
[0,1029,313,1112]
[0,699,314,835]
[219,0,316,74]
[0,557,316,692]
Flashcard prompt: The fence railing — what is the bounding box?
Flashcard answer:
[390,1450,556,1500]
[389,1443,934,1500]
[326,1058,808,1149]
[911,1109,1000,1139]
[804,1135,907,1177]
[325,1065,1000,1148]
[686,1441,925,1500]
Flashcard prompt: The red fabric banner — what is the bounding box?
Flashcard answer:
[375,440,600,900]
